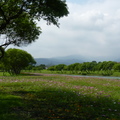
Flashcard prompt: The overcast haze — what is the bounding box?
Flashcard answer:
[10,0,120,61]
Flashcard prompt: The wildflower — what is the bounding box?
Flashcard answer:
[108,109,112,111]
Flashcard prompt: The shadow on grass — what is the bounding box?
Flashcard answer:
[0,88,120,120]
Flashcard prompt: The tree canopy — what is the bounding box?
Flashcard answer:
[48,61,119,76]
[0,0,69,58]
[1,48,36,75]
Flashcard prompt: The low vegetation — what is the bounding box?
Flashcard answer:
[22,60,120,77]
[0,73,120,120]
[47,61,118,76]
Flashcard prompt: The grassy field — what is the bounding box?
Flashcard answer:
[23,69,120,77]
[0,73,120,120]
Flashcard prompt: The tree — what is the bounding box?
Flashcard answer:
[105,61,116,71]
[1,48,36,75]
[96,61,116,76]
[55,64,66,72]
[38,64,46,70]
[67,64,75,73]
[69,63,80,73]
[80,62,87,73]
[32,64,46,71]
[0,0,69,58]
[48,66,55,71]
[113,63,120,72]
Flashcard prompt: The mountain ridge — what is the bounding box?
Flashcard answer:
[35,55,86,66]
[35,55,120,66]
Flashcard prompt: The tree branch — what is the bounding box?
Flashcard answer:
[0,47,4,59]
[0,1,25,31]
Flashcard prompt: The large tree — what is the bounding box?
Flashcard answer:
[0,0,69,58]
[1,48,36,75]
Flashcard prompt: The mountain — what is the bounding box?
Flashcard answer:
[35,54,120,66]
[35,55,87,66]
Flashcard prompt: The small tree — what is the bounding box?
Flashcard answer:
[32,64,46,72]
[48,66,55,72]
[1,48,36,75]
[113,63,120,72]
[55,64,66,71]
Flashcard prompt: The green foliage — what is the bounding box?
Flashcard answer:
[48,66,55,71]
[113,63,120,72]
[0,0,69,58]
[0,0,69,45]
[1,48,36,75]
[32,64,46,71]
[0,47,4,58]
[25,65,34,71]
[38,64,46,70]
[55,64,66,71]
[48,61,119,76]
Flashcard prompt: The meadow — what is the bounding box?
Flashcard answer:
[0,73,120,120]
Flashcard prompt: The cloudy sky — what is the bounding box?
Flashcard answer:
[11,0,120,60]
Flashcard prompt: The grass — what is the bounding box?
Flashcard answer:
[0,73,120,120]
[23,69,120,77]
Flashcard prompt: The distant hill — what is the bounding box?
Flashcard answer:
[35,55,120,66]
[35,55,87,66]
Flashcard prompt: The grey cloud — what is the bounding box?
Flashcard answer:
[14,0,120,61]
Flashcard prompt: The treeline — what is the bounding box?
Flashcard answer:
[25,64,46,71]
[47,61,120,76]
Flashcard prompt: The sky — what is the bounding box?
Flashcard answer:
[9,0,120,60]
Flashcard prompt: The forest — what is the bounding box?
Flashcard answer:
[29,61,120,76]
[48,61,120,76]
